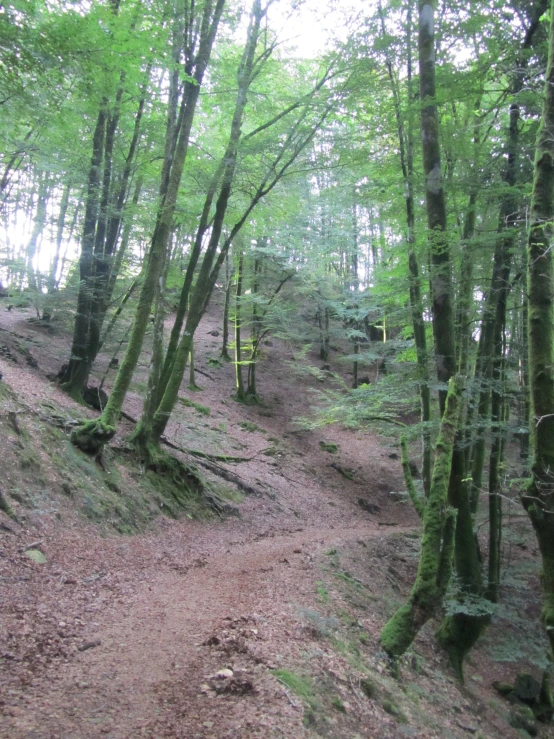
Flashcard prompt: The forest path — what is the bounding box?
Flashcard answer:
[1,302,420,739]
[2,520,410,739]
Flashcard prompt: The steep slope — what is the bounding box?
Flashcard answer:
[0,297,551,738]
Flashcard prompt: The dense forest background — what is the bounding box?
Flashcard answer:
[3,0,554,734]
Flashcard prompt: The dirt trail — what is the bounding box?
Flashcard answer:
[2,522,406,739]
[3,302,536,739]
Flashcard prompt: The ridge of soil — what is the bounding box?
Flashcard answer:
[0,296,551,738]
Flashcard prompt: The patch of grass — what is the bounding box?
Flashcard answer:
[334,570,364,589]
[319,441,339,453]
[361,678,378,699]
[331,696,346,712]
[316,581,329,602]
[382,699,408,723]
[19,450,41,471]
[272,669,319,710]
[207,357,222,368]
[178,396,211,416]
[239,421,262,432]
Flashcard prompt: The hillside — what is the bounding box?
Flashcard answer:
[0,296,550,739]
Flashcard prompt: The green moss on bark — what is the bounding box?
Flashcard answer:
[523,0,554,668]
[380,376,462,659]
[400,436,424,518]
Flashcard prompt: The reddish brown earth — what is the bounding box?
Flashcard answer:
[0,297,552,738]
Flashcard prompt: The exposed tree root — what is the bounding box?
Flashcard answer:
[70,419,116,456]
[143,448,240,518]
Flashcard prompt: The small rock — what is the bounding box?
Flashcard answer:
[456,721,477,734]
[78,640,101,652]
[203,721,214,728]
[513,672,541,705]
[358,499,380,514]
[215,668,234,679]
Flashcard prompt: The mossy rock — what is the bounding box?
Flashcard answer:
[508,705,538,736]
[513,674,541,706]
[25,549,47,564]
[493,681,515,698]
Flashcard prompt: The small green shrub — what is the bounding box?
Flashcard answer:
[272,669,318,710]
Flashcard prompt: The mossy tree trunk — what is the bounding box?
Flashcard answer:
[234,250,246,401]
[522,0,554,661]
[518,250,530,463]
[246,254,260,399]
[444,6,546,671]
[417,0,484,676]
[71,0,226,455]
[382,0,431,495]
[131,6,334,452]
[128,247,169,452]
[61,77,148,398]
[418,0,456,408]
[158,159,225,394]
[318,305,330,362]
[221,251,232,361]
[131,1,265,451]
[61,106,107,399]
[380,377,462,658]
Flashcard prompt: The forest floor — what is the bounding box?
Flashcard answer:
[0,291,552,739]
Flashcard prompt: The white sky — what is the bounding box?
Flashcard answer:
[267,0,367,59]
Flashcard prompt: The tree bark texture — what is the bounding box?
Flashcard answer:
[522,0,554,659]
[380,377,462,658]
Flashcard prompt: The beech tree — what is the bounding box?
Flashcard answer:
[71,0,227,453]
[522,0,554,662]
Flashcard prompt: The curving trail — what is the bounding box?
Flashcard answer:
[2,522,410,739]
[1,303,422,739]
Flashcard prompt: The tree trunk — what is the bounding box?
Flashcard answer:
[221,252,232,361]
[418,0,482,676]
[72,0,226,454]
[48,180,70,294]
[25,174,50,292]
[382,0,440,497]
[380,377,462,658]
[235,251,246,401]
[522,0,554,661]
[141,0,266,447]
[61,107,107,398]
[246,253,261,398]
[158,158,225,395]
[418,0,456,410]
